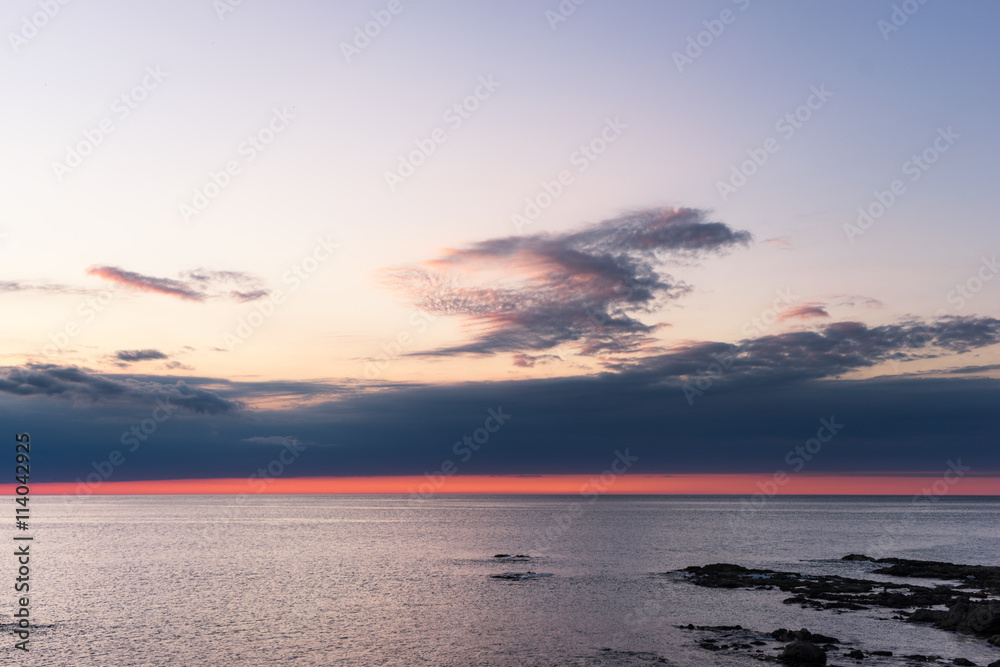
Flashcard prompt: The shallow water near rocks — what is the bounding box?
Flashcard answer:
[18,495,1000,666]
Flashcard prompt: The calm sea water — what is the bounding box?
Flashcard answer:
[9,495,1000,666]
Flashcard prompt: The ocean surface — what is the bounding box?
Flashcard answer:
[9,495,1000,666]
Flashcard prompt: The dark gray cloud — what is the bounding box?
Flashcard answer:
[114,349,169,363]
[383,208,751,358]
[86,266,268,303]
[512,353,564,368]
[4,314,997,483]
[617,316,1000,386]
[11,365,998,483]
[0,364,240,415]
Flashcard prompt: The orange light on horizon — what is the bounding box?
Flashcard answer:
[3,473,998,496]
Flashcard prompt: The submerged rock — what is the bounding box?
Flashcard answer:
[489,571,551,580]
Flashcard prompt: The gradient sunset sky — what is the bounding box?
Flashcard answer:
[2,0,998,494]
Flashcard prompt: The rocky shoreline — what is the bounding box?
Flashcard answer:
[673,555,1000,666]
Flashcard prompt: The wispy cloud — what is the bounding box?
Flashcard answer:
[382,208,751,359]
[86,266,268,303]
[778,303,830,321]
[762,236,793,251]
[0,280,91,295]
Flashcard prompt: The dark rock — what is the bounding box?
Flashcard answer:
[682,563,969,612]
[987,661,1000,667]
[937,601,1000,636]
[909,609,948,623]
[953,659,976,666]
[870,559,1000,595]
[677,556,1000,662]
[779,640,827,665]
[493,554,510,558]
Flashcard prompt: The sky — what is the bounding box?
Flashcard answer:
[2,0,998,495]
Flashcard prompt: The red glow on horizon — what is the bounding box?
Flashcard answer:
[3,474,999,496]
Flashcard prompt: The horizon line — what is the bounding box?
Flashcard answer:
[5,473,998,496]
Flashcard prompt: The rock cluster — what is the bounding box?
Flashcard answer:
[675,554,1000,665]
